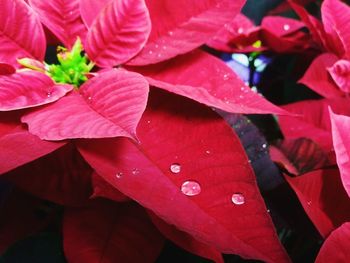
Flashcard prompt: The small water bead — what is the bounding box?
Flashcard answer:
[168,31,174,36]
[148,50,153,55]
[181,181,201,196]
[223,74,229,80]
[237,27,244,34]
[155,44,159,48]
[231,193,245,205]
[262,143,267,149]
[116,172,123,179]
[283,24,290,31]
[162,46,167,50]
[170,163,181,174]
[47,91,52,98]
[307,200,312,206]
[205,150,211,154]
[132,168,140,175]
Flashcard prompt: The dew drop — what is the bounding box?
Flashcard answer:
[155,44,159,48]
[283,24,290,31]
[223,73,229,80]
[205,150,211,154]
[170,163,181,174]
[87,96,92,102]
[47,91,52,98]
[237,27,244,34]
[116,172,123,179]
[168,31,174,36]
[181,181,201,196]
[146,120,151,124]
[307,200,312,206]
[148,50,153,55]
[231,193,245,205]
[239,95,244,99]
[132,168,140,175]
[162,46,167,50]
[157,53,162,58]
[262,143,267,149]
[69,11,73,15]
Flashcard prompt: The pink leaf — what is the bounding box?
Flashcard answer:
[91,172,130,202]
[0,71,73,111]
[328,59,350,93]
[78,90,290,263]
[128,0,246,65]
[329,109,350,198]
[0,121,65,175]
[299,53,342,98]
[28,0,87,49]
[22,70,149,140]
[321,0,350,58]
[79,0,110,28]
[288,1,329,51]
[261,16,305,37]
[207,14,261,53]
[0,0,46,65]
[149,212,224,263]
[63,200,165,263]
[284,168,350,237]
[279,98,350,152]
[129,50,287,114]
[315,222,350,263]
[85,0,151,67]
[3,143,92,206]
[0,63,15,75]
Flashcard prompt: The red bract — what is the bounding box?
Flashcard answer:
[0,0,291,262]
[330,109,350,198]
[315,222,350,263]
[207,12,310,53]
[291,0,350,97]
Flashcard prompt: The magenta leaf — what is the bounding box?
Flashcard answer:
[299,53,342,98]
[321,0,350,58]
[129,50,287,114]
[0,0,46,65]
[28,0,87,49]
[63,200,165,263]
[315,222,350,263]
[284,168,350,237]
[3,143,92,206]
[128,0,246,65]
[207,14,261,53]
[0,121,65,175]
[288,1,329,51]
[78,90,290,262]
[0,71,72,111]
[79,0,110,28]
[279,98,350,152]
[329,109,350,198]
[328,59,350,93]
[149,212,224,263]
[85,0,151,67]
[22,70,149,140]
[261,16,305,37]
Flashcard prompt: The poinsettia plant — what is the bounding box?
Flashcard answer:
[2,0,350,262]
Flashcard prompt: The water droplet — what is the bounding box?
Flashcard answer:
[181,181,201,196]
[116,172,123,178]
[205,150,211,154]
[155,44,159,48]
[231,193,245,205]
[69,11,73,15]
[283,24,290,31]
[168,31,174,36]
[157,53,162,58]
[267,209,271,213]
[237,27,244,34]
[47,91,52,98]
[146,120,151,124]
[87,96,92,102]
[148,50,153,55]
[223,74,229,80]
[239,95,244,99]
[132,168,140,175]
[262,143,267,149]
[307,200,312,206]
[162,46,167,50]
[170,163,181,174]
